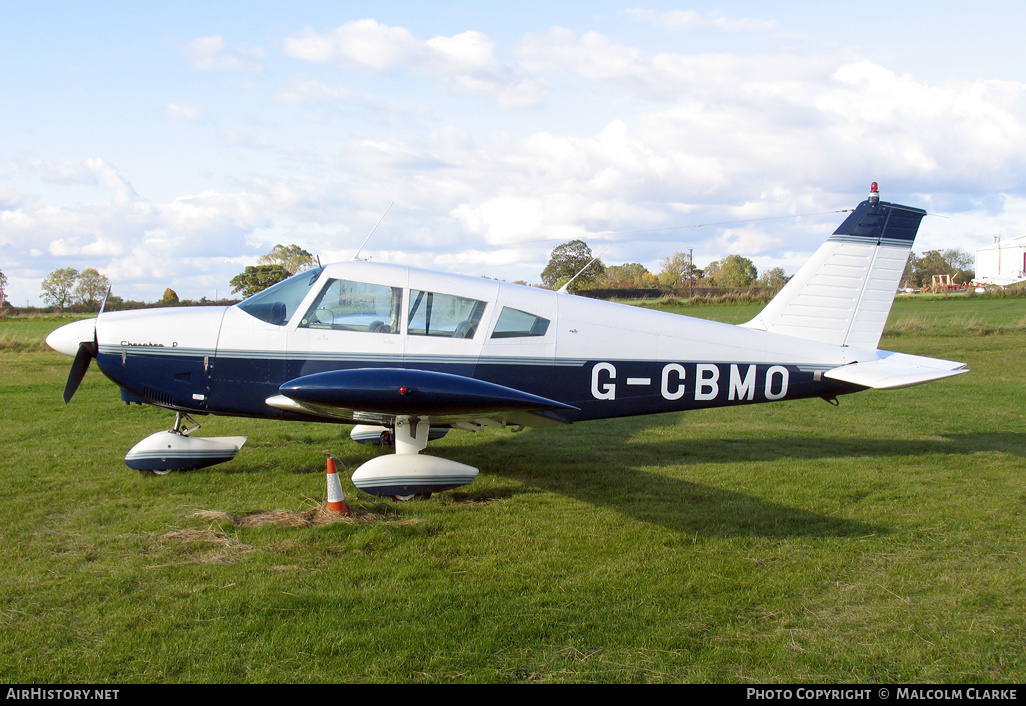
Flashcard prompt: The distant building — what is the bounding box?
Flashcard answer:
[975,236,1026,286]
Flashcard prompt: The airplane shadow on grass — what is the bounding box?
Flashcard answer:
[435,416,1025,540]
[209,414,1022,541]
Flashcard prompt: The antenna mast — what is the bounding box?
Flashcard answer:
[353,202,393,261]
[557,243,612,294]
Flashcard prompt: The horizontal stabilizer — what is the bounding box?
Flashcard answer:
[824,352,968,390]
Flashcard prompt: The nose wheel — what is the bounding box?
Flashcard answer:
[125,412,247,474]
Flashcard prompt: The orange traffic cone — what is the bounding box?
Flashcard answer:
[326,457,351,515]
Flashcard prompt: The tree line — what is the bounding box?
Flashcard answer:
[540,240,977,296]
[541,240,786,295]
[23,265,228,313]
[0,241,980,315]
[0,244,316,313]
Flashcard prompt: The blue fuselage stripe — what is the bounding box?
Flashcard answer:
[97,350,860,424]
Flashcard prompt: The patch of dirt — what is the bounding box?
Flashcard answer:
[156,528,255,565]
[189,503,407,528]
[155,503,421,565]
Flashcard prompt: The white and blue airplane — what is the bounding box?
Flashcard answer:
[47,184,967,498]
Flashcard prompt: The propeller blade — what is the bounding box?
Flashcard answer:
[62,341,96,404]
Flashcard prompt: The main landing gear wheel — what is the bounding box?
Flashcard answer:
[391,492,433,502]
[351,416,479,499]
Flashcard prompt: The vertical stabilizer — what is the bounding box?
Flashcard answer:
[743,185,926,350]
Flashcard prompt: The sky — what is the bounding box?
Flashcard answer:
[3,0,1026,305]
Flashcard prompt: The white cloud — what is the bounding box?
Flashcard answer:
[516,29,1026,198]
[84,158,138,208]
[514,27,831,106]
[716,226,782,256]
[164,103,203,121]
[184,35,264,74]
[8,14,1026,304]
[0,185,24,209]
[283,20,421,70]
[272,79,350,105]
[625,8,779,33]
[283,20,543,107]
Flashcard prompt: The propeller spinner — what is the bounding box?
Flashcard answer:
[45,318,98,403]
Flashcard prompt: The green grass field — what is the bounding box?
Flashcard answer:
[1,297,1024,683]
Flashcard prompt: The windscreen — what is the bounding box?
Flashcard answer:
[236,267,324,325]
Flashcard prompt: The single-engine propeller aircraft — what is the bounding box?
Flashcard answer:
[47,184,967,498]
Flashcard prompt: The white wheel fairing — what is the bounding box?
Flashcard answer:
[351,454,479,497]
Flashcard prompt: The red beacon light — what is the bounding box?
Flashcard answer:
[869,181,880,205]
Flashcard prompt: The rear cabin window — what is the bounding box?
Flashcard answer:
[408,290,486,338]
[490,307,550,338]
[299,279,402,334]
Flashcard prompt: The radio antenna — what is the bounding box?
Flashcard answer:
[353,202,393,261]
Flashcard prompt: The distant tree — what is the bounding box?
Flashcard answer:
[40,267,79,310]
[758,267,787,289]
[259,244,316,275]
[707,255,757,288]
[941,248,975,283]
[942,248,974,272]
[913,251,949,287]
[596,262,657,289]
[541,240,604,292]
[0,269,7,306]
[902,248,975,288]
[230,264,291,298]
[703,259,720,283]
[160,288,180,305]
[900,252,921,288]
[73,268,111,309]
[621,262,657,287]
[658,251,702,292]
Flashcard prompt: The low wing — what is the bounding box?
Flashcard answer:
[266,367,577,429]
[824,351,968,390]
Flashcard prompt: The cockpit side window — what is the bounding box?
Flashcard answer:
[298,279,402,334]
[237,267,324,325]
[490,307,551,338]
[408,290,486,338]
